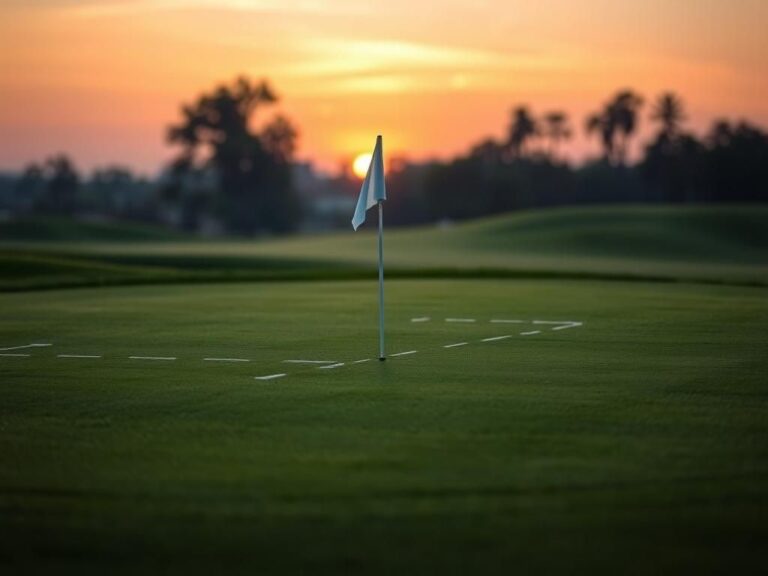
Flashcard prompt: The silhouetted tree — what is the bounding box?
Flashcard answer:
[708,120,734,148]
[87,166,156,219]
[167,76,300,234]
[585,111,616,164]
[261,115,298,163]
[469,138,505,166]
[543,111,572,161]
[704,120,768,202]
[507,106,538,159]
[15,163,46,212]
[43,155,79,214]
[611,90,644,164]
[642,132,705,203]
[651,92,686,141]
[642,93,695,202]
[586,90,643,165]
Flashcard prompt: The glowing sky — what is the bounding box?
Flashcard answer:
[1,0,766,174]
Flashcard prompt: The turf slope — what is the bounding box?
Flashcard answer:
[2,205,767,290]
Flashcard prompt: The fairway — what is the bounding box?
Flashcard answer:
[2,278,767,573]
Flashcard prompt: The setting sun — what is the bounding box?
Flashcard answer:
[352,153,373,179]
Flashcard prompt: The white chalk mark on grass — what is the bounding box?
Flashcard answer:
[284,359,337,365]
[446,318,476,323]
[552,322,583,331]
[58,354,102,359]
[129,356,176,361]
[531,320,583,331]
[254,373,286,381]
[318,362,345,370]
[520,330,541,336]
[444,342,468,348]
[351,359,371,364]
[411,317,431,323]
[0,343,52,351]
[0,353,31,357]
[391,350,418,357]
[482,335,511,342]
[490,319,525,324]
[204,358,250,362]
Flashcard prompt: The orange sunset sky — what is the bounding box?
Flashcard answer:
[1,0,767,175]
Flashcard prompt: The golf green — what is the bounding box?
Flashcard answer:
[1,278,766,573]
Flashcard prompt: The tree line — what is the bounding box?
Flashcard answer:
[385,89,768,225]
[7,157,157,221]
[3,79,767,234]
[3,77,301,235]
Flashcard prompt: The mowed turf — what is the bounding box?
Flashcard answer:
[1,279,767,573]
[3,205,768,290]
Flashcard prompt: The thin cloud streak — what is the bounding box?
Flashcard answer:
[69,0,372,18]
[284,39,508,77]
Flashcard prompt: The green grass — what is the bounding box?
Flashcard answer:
[2,205,767,572]
[2,205,767,290]
[0,216,190,243]
[1,279,767,573]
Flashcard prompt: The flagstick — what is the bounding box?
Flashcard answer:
[377,200,385,361]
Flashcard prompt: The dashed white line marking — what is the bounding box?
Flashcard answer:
[283,359,337,364]
[520,330,541,336]
[446,318,476,323]
[58,354,101,359]
[391,350,418,357]
[129,356,176,361]
[552,322,583,331]
[482,335,511,342]
[444,342,468,348]
[0,353,31,357]
[410,317,431,323]
[351,359,372,364]
[318,362,345,370]
[0,343,52,351]
[254,373,286,381]
[490,319,525,324]
[531,320,583,331]
[203,358,250,362]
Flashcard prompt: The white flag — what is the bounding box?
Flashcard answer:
[351,135,387,230]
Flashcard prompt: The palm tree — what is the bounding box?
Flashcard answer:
[543,111,572,161]
[507,106,538,159]
[651,92,686,140]
[585,111,616,163]
[585,90,643,165]
[611,90,644,165]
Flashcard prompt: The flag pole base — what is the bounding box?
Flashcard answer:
[379,357,386,362]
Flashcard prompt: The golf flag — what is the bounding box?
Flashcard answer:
[351,135,387,360]
[351,135,386,231]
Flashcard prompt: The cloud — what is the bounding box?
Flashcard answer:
[69,0,372,18]
[283,39,508,77]
[275,38,571,95]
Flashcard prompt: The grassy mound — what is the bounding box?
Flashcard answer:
[1,205,767,290]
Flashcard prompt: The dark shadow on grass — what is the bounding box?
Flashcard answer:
[2,248,767,292]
